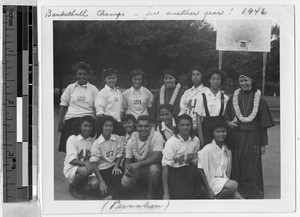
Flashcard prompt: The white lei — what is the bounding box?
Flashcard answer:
[233,88,261,123]
[131,128,154,161]
[159,83,181,105]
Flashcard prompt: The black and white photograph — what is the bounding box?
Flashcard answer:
[39,1,296,215]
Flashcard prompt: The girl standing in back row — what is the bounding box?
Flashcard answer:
[58,62,98,153]
[195,68,228,148]
[180,66,209,136]
[95,68,125,137]
[151,68,185,125]
[122,69,154,119]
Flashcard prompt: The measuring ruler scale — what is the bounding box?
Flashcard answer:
[2,5,38,202]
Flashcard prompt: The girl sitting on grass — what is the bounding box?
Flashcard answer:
[63,115,97,199]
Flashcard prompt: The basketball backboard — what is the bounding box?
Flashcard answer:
[216,20,272,52]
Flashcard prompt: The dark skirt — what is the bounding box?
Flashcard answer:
[98,166,123,198]
[230,129,264,199]
[168,165,206,199]
[58,117,81,153]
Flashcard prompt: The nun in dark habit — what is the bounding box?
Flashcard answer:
[224,66,274,199]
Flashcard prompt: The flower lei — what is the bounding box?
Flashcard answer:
[159,83,181,105]
[233,88,261,123]
[131,128,155,161]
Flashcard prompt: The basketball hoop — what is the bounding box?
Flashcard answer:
[216,20,271,52]
[216,20,272,96]
[235,39,251,51]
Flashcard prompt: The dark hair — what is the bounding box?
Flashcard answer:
[129,69,146,83]
[174,114,194,139]
[159,104,174,114]
[204,68,226,87]
[73,116,96,137]
[190,66,205,75]
[73,61,92,74]
[137,115,151,124]
[208,120,231,149]
[189,66,205,86]
[122,114,137,123]
[209,120,228,136]
[102,68,118,79]
[99,115,115,133]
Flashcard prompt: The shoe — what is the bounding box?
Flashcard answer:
[146,192,154,200]
[103,195,113,200]
[72,190,84,199]
[69,184,85,199]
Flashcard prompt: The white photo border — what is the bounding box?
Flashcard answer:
[39,0,296,215]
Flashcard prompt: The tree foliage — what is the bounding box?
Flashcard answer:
[53,21,279,95]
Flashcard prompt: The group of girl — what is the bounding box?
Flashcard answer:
[59,61,274,200]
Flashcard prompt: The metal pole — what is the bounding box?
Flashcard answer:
[219,51,223,70]
[262,52,267,96]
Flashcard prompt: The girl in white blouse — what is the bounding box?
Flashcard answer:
[122,69,153,119]
[195,68,229,148]
[58,62,98,153]
[179,66,209,134]
[198,120,243,199]
[89,115,124,199]
[63,116,97,199]
[95,68,125,137]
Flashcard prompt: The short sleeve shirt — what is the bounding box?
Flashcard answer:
[162,135,200,167]
[125,130,164,161]
[89,134,124,170]
[156,122,175,142]
[60,82,98,120]
[179,85,209,128]
[195,89,229,117]
[122,86,154,119]
[197,140,231,187]
[64,135,94,169]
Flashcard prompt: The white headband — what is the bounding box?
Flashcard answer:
[164,74,176,80]
[239,74,253,81]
